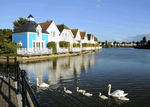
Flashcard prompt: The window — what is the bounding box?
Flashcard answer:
[51,31,55,37]
[68,34,69,37]
[62,33,64,37]
[65,33,67,37]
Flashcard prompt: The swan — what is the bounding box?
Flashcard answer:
[64,87,72,94]
[99,92,108,99]
[108,84,128,97]
[77,87,85,93]
[35,78,50,88]
[83,90,93,97]
[118,96,129,101]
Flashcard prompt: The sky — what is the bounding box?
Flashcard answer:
[1,0,150,42]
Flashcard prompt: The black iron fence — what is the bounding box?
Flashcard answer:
[6,56,49,107]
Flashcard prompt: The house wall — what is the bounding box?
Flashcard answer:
[28,33,36,48]
[46,21,60,49]
[42,34,49,48]
[74,30,82,47]
[12,33,27,48]
[81,33,88,44]
[59,29,74,48]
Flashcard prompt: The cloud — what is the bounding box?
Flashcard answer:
[96,5,100,7]
[98,0,101,2]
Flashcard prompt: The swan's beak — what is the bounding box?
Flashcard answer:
[108,85,109,87]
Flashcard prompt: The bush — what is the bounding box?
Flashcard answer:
[73,43,80,47]
[66,42,70,52]
[59,41,66,47]
[47,42,57,54]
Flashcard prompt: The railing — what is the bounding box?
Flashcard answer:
[57,47,68,53]
[17,48,53,55]
[6,56,49,107]
[70,47,81,53]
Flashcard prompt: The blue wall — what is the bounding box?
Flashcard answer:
[29,33,37,48]
[42,34,48,48]
[13,33,27,48]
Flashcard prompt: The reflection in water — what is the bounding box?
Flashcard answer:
[20,53,96,87]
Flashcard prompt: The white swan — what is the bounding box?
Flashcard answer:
[99,92,108,99]
[83,90,93,97]
[64,87,72,94]
[108,84,128,97]
[77,87,85,93]
[118,96,129,101]
[35,78,50,88]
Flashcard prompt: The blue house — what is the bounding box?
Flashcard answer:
[12,14,49,51]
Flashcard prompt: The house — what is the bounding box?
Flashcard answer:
[39,20,60,50]
[80,32,88,44]
[12,14,52,54]
[94,36,98,44]
[56,24,74,50]
[70,29,81,46]
[87,34,95,44]
[98,41,102,46]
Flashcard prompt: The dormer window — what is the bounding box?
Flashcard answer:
[36,25,42,40]
[17,41,22,46]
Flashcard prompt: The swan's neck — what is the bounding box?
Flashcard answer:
[108,86,111,95]
[64,88,66,91]
[77,88,78,91]
[36,78,39,86]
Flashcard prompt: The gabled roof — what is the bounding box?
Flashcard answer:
[40,21,53,30]
[28,14,34,18]
[94,36,98,41]
[70,29,78,38]
[80,32,86,39]
[13,21,49,34]
[56,24,69,33]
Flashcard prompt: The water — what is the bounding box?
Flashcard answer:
[1,48,150,107]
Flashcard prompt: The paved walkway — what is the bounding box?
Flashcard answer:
[0,77,18,107]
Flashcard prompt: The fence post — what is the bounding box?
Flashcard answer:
[14,57,17,81]
[17,61,20,94]
[21,70,26,107]
[7,56,9,78]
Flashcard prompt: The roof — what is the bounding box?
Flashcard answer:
[40,21,53,30]
[13,21,49,34]
[80,32,86,39]
[28,14,34,18]
[56,24,69,33]
[87,34,94,40]
[94,36,98,41]
[70,29,78,38]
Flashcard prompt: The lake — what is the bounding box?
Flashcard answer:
[1,48,150,107]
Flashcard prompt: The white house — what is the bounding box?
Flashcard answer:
[40,20,60,50]
[87,34,95,44]
[70,29,82,47]
[94,36,98,44]
[80,32,88,44]
[56,24,74,51]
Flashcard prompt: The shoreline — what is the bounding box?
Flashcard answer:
[0,49,101,64]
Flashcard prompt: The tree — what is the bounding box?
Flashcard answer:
[136,41,139,46]
[105,40,107,46]
[147,40,150,45]
[132,41,135,43]
[13,17,28,31]
[142,37,147,45]
[140,40,143,45]
[113,41,116,46]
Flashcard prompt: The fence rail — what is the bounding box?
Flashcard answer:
[17,48,53,55]
[6,56,48,107]
[57,47,68,53]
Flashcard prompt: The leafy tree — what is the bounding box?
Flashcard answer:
[142,37,147,45]
[136,41,139,46]
[147,40,150,45]
[132,41,135,43]
[113,41,116,45]
[13,17,28,31]
[105,40,107,46]
[140,40,143,45]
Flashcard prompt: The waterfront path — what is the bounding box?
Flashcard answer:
[0,77,18,107]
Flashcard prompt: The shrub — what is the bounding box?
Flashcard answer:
[59,41,66,47]
[47,42,57,54]
[66,42,70,52]
[73,43,80,47]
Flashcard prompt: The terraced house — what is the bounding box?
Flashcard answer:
[12,14,101,55]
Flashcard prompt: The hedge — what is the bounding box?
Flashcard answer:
[73,43,80,47]
[59,41,70,52]
[47,42,57,54]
